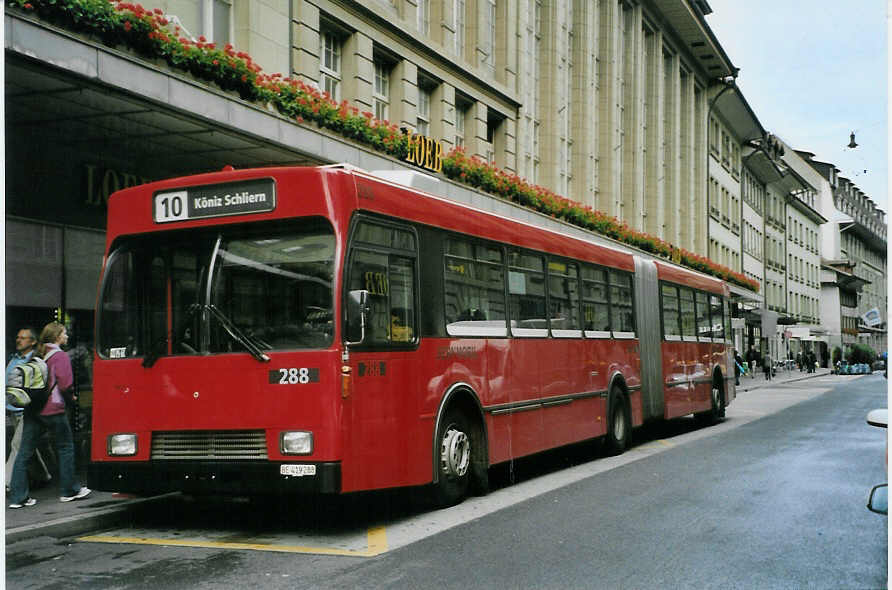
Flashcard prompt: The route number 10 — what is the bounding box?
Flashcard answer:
[154,190,189,223]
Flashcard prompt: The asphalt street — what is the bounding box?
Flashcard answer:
[5,371,887,589]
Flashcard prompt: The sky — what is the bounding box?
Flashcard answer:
[705,0,888,212]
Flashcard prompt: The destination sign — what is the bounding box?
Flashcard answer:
[153,178,276,223]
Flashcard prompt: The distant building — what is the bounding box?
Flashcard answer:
[800,152,887,359]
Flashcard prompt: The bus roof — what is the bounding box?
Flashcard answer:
[106,164,727,294]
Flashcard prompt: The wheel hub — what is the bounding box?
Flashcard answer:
[613,407,625,440]
[440,427,470,478]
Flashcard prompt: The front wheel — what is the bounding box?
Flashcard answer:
[431,410,472,507]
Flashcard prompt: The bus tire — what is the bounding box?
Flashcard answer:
[431,409,472,507]
[697,376,725,426]
[605,387,630,455]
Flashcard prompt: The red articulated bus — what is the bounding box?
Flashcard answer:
[88,164,735,506]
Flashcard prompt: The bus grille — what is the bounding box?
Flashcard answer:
[151,430,268,460]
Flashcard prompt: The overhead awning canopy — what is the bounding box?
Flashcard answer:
[840,220,887,252]
[858,325,887,334]
[659,1,737,78]
[713,90,764,142]
[728,282,763,306]
[742,148,785,184]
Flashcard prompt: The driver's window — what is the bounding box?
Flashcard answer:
[346,220,417,346]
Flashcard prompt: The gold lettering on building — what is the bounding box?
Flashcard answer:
[404,130,443,174]
[85,164,151,207]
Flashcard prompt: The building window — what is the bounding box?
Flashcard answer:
[417,86,431,136]
[373,61,390,121]
[417,0,430,36]
[481,0,496,74]
[454,0,465,56]
[320,30,342,100]
[455,99,470,147]
[202,0,231,44]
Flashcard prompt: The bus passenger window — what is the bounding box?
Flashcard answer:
[695,291,711,339]
[581,265,610,333]
[444,239,507,337]
[710,294,724,340]
[679,287,696,338]
[508,250,546,335]
[548,259,581,333]
[661,284,681,339]
[609,270,635,334]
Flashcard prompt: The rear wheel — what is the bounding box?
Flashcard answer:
[697,377,725,426]
[605,388,629,455]
[431,409,472,507]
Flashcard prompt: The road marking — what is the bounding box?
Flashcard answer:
[79,525,388,557]
[637,439,674,450]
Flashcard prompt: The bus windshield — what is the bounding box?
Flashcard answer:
[98,219,336,360]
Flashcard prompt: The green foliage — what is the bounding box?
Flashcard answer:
[831,346,843,365]
[846,343,876,365]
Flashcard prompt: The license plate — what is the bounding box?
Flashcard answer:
[279,464,316,477]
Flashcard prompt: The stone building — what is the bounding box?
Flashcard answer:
[5,0,885,379]
[801,154,887,359]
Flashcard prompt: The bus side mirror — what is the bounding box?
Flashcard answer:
[345,290,370,346]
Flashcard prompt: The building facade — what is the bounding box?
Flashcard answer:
[4,0,886,385]
[801,153,887,359]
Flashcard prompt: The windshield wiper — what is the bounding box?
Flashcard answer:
[206,304,271,362]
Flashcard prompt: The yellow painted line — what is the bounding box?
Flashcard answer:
[635,439,675,451]
[79,525,388,557]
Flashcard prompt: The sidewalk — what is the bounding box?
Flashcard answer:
[4,366,838,545]
[5,475,167,545]
[734,365,832,393]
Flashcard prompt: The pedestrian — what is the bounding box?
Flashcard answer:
[763,352,772,381]
[5,327,52,491]
[733,349,743,386]
[8,321,90,509]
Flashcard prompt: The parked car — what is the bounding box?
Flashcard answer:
[866,409,887,516]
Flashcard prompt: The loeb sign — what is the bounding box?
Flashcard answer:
[404,130,444,174]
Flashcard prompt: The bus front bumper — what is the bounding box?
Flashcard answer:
[88,460,341,495]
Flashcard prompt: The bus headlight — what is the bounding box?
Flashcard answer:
[108,433,137,456]
[280,431,313,455]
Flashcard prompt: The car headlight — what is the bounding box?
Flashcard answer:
[108,433,137,456]
[280,431,313,455]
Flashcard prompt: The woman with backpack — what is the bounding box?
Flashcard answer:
[8,321,90,509]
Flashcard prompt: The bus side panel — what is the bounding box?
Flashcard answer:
[541,338,600,449]
[691,342,714,413]
[483,338,513,465]
[662,341,694,419]
[692,341,730,413]
[608,339,642,418]
[500,338,544,459]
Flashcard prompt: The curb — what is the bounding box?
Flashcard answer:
[6,493,176,545]
[736,370,833,393]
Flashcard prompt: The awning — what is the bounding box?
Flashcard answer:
[728,282,763,305]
